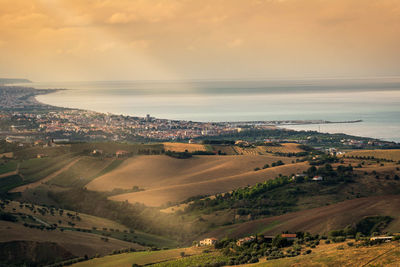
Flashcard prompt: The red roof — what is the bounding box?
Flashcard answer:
[281,233,297,238]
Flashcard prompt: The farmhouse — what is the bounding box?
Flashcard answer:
[370,236,393,242]
[116,150,129,158]
[0,152,14,159]
[292,173,306,181]
[312,176,323,181]
[281,233,297,240]
[235,140,250,147]
[92,149,103,155]
[34,140,45,146]
[236,236,256,246]
[199,237,218,246]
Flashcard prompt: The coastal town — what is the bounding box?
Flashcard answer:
[0,85,398,149]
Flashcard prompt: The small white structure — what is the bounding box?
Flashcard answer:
[312,176,323,181]
[370,236,393,242]
[199,238,218,246]
[92,149,103,155]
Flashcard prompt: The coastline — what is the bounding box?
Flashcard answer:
[1,84,398,143]
[32,87,364,126]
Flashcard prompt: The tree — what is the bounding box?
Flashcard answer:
[180,251,185,257]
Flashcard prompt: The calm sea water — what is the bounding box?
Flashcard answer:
[20,79,400,142]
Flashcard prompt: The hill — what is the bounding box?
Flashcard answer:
[202,195,400,239]
[253,241,400,267]
[0,220,141,259]
[71,246,206,267]
[85,155,308,206]
[68,239,400,267]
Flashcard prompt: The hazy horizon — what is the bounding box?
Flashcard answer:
[1,0,400,82]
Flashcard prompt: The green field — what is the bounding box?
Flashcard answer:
[87,228,178,248]
[48,157,115,187]
[91,159,126,180]
[150,252,229,267]
[19,154,76,183]
[14,146,72,159]
[70,142,164,155]
[0,174,23,194]
[72,247,205,267]
[0,160,17,175]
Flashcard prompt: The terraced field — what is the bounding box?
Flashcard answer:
[233,143,304,155]
[163,142,207,152]
[345,149,400,161]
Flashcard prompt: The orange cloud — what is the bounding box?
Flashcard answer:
[0,0,399,81]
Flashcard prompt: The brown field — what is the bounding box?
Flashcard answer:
[264,143,305,153]
[252,241,400,267]
[163,142,206,152]
[233,143,304,156]
[110,165,306,206]
[210,145,238,155]
[0,221,143,258]
[3,201,129,231]
[86,155,307,206]
[87,155,296,191]
[203,195,400,239]
[345,149,400,161]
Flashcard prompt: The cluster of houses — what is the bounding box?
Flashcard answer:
[198,237,218,246]
[198,233,298,247]
[370,235,397,242]
[197,233,398,249]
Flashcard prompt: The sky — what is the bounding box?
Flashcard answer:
[0,0,400,82]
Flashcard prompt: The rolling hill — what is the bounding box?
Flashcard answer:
[202,195,400,239]
[0,220,142,258]
[85,155,308,206]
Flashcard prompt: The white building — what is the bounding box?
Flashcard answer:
[312,176,323,181]
[199,238,218,246]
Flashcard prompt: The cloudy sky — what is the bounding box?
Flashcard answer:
[0,0,399,81]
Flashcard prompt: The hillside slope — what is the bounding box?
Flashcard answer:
[86,155,308,206]
[0,221,141,258]
[203,195,400,239]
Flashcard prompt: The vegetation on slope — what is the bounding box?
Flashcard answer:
[183,164,356,218]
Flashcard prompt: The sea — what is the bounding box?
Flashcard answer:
[17,78,400,143]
